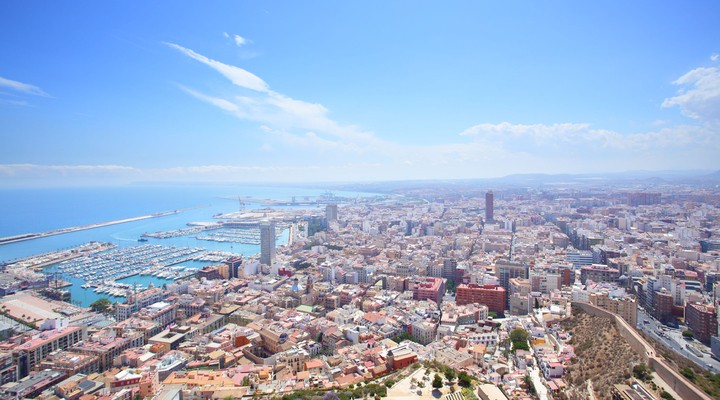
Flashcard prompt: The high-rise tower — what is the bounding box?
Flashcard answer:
[326,204,338,222]
[485,190,494,222]
[260,221,276,266]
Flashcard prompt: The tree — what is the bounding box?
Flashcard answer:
[90,297,112,314]
[446,279,456,294]
[432,374,443,389]
[444,368,456,382]
[680,367,696,382]
[384,379,395,388]
[682,330,694,339]
[633,363,652,381]
[510,328,530,352]
[457,371,472,387]
[534,297,541,309]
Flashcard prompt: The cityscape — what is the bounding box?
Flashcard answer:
[2,2,720,400]
[1,179,720,400]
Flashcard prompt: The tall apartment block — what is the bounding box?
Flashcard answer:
[260,221,276,266]
[495,259,529,306]
[485,190,494,222]
[325,204,338,222]
[627,192,661,207]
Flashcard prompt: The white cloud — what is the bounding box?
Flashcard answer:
[222,32,249,47]
[233,34,247,47]
[456,121,720,156]
[711,53,719,62]
[162,44,720,181]
[0,76,50,98]
[662,66,720,123]
[170,44,387,153]
[166,42,269,92]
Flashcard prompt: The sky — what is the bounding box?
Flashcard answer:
[1,1,719,187]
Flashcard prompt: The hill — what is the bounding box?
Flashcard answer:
[559,307,643,399]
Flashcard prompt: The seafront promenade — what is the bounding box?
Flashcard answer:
[0,209,183,246]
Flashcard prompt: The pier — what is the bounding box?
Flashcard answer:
[0,209,186,246]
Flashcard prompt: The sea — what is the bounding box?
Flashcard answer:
[0,184,369,306]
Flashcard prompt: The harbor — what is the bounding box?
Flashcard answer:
[57,244,235,289]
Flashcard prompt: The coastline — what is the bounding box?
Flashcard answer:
[0,209,184,246]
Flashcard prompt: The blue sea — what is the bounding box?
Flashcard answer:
[0,184,366,306]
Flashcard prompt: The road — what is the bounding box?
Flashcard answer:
[528,366,549,400]
[636,308,720,372]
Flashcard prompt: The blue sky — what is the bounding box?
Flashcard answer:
[1,1,719,186]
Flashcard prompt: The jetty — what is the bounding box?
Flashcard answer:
[0,209,186,246]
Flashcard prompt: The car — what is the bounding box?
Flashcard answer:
[643,319,650,324]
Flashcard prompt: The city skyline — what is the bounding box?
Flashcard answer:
[1,2,719,187]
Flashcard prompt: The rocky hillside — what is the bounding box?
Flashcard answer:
[559,307,643,399]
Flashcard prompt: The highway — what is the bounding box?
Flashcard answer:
[636,308,720,372]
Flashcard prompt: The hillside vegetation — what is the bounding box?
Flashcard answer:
[559,307,642,399]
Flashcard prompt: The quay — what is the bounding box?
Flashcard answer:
[0,209,186,246]
[1,242,115,269]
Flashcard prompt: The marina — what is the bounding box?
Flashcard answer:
[56,244,237,296]
[138,223,288,245]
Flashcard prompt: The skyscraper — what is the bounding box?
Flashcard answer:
[485,190,494,222]
[260,221,276,266]
[326,204,338,222]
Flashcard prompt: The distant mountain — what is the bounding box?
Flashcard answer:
[325,169,719,193]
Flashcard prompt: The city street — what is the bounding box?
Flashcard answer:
[528,366,549,400]
[636,308,720,372]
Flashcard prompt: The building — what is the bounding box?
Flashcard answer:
[410,320,437,345]
[442,258,457,281]
[509,278,532,316]
[589,292,638,326]
[37,351,100,376]
[652,289,674,324]
[456,284,506,315]
[580,264,620,285]
[325,204,338,222]
[627,192,661,207]
[72,330,145,371]
[566,251,594,268]
[0,353,16,385]
[260,221,276,266]
[700,240,720,253]
[478,383,508,400]
[137,301,177,327]
[495,260,529,305]
[224,256,244,279]
[0,370,66,399]
[115,287,168,321]
[149,330,186,353]
[686,303,717,344]
[12,325,87,379]
[412,277,446,305]
[485,191,494,222]
[386,345,418,370]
